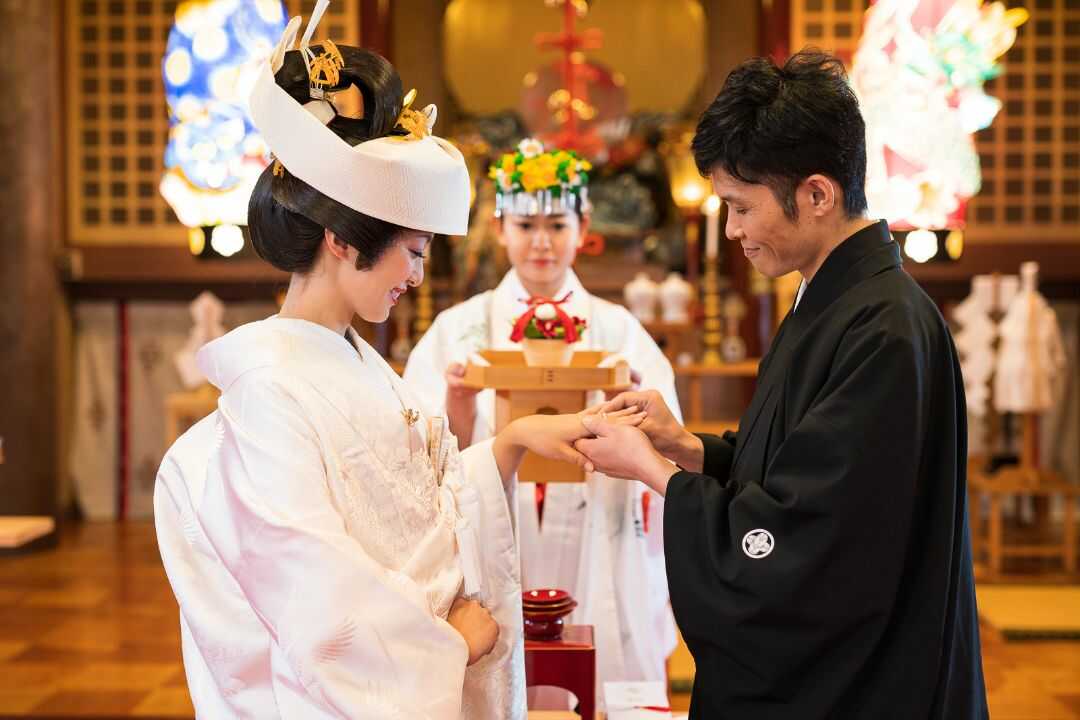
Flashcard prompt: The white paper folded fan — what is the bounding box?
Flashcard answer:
[247,7,471,236]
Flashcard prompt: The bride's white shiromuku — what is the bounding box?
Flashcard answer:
[158,319,523,719]
[154,3,524,718]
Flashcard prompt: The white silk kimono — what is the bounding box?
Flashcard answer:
[154,317,526,719]
[404,269,679,704]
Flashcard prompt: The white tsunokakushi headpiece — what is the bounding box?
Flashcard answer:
[247,0,471,236]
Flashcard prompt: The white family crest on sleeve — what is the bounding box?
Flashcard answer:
[742,529,775,559]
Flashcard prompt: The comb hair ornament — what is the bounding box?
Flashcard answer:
[395,88,438,141]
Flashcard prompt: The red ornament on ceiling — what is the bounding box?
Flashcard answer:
[524,0,625,159]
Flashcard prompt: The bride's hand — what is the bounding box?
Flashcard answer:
[493,407,643,482]
[513,406,645,473]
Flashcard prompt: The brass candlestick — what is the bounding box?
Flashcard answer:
[720,293,748,363]
[701,257,723,365]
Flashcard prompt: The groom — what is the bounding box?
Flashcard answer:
[576,50,988,719]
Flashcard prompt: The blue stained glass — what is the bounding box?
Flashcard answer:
[161,0,288,227]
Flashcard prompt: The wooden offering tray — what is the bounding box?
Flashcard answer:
[463,351,631,483]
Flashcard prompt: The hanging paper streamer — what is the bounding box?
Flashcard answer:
[160,0,288,227]
[851,0,1028,231]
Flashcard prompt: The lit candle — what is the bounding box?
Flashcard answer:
[702,194,721,260]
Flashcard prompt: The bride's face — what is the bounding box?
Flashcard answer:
[337,232,430,323]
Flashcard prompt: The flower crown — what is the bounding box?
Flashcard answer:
[488,138,593,217]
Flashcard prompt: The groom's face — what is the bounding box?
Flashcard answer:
[713,170,811,279]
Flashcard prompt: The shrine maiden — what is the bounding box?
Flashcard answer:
[404,139,679,701]
[153,7,641,718]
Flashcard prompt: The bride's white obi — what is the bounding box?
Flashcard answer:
[154,317,525,719]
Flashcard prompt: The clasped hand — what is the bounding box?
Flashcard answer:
[573,390,696,495]
[501,390,693,496]
[512,405,647,473]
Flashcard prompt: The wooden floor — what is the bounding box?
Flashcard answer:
[0,522,1077,718]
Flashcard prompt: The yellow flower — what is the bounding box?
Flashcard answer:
[536,155,558,184]
[501,154,516,175]
[520,166,545,192]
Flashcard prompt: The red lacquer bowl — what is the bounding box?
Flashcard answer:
[522,597,575,611]
[522,592,577,640]
[523,599,577,619]
[524,614,567,640]
[522,588,571,605]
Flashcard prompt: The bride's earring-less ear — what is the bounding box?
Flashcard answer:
[324,230,352,262]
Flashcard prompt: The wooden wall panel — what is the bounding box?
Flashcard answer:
[64,0,362,247]
[969,0,1080,243]
[789,0,1080,244]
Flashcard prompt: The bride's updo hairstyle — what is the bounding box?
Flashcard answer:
[248,44,408,273]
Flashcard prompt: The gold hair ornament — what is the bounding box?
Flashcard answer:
[395,88,431,141]
[308,38,344,95]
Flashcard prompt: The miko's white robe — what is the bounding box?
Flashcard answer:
[154,317,526,719]
[403,269,679,702]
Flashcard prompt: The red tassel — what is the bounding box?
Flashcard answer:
[536,482,547,528]
[642,491,651,534]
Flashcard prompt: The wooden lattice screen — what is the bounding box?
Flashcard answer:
[65,0,361,246]
[790,0,1080,243]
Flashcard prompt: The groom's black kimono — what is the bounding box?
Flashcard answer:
[665,221,987,719]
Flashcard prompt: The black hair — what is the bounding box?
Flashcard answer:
[691,49,868,221]
[248,44,409,273]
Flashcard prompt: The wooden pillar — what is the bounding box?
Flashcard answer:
[391,0,455,128]
[760,0,792,62]
[361,0,394,59]
[699,0,761,110]
[988,494,1003,580]
[0,1,64,545]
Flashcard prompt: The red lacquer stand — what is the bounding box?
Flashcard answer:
[524,624,596,719]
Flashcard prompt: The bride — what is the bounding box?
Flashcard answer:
[153,6,640,719]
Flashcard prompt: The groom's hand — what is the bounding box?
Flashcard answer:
[592,390,689,459]
[575,416,676,496]
[511,406,645,474]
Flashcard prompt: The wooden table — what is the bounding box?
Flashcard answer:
[969,465,1080,580]
[675,360,758,438]
[0,516,54,548]
[525,624,596,720]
